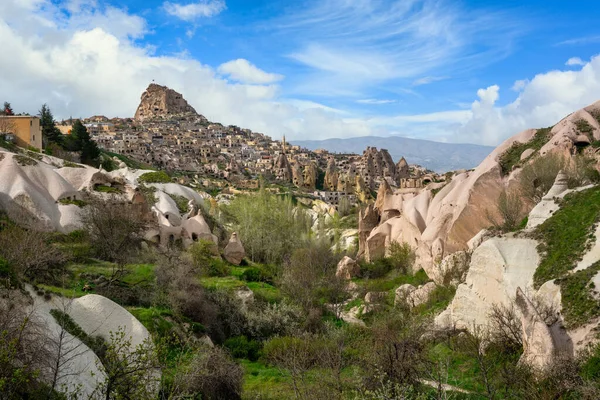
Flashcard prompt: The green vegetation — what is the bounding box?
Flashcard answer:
[93,184,122,193]
[575,119,594,136]
[100,150,154,170]
[14,154,38,166]
[169,193,190,214]
[138,170,172,184]
[498,127,552,175]
[49,309,106,356]
[58,198,87,207]
[556,262,600,327]
[533,186,600,287]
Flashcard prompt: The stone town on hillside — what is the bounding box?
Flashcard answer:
[55,84,436,206]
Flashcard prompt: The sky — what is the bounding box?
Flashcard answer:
[1,0,600,145]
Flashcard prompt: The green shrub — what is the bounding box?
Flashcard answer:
[0,257,19,288]
[169,194,191,214]
[241,267,273,284]
[387,242,416,274]
[575,119,594,136]
[138,171,172,184]
[94,184,122,194]
[58,198,87,207]
[499,127,552,175]
[555,262,600,328]
[360,258,394,279]
[14,154,38,166]
[208,258,232,277]
[224,335,262,361]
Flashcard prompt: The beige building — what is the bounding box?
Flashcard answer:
[0,116,43,150]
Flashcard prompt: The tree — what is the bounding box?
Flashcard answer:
[2,102,13,116]
[80,199,146,280]
[64,120,100,165]
[39,104,63,145]
[226,188,311,264]
[487,188,524,232]
[96,328,160,400]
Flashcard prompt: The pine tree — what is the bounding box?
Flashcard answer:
[67,120,100,165]
[38,104,62,145]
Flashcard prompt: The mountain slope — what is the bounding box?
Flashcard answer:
[292,136,494,172]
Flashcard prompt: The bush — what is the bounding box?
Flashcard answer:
[487,188,524,232]
[173,346,244,400]
[360,258,393,279]
[519,153,565,203]
[138,171,171,184]
[387,242,416,274]
[241,266,273,284]
[224,335,262,361]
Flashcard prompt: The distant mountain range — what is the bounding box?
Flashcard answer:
[292,136,494,172]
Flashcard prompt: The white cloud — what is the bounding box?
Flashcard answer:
[412,76,447,86]
[512,79,528,91]
[277,0,525,95]
[0,0,371,142]
[566,57,585,66]
[163,0,226,22]
[451,55,600,145]
[356,99,396,105]
[218,59,283,84]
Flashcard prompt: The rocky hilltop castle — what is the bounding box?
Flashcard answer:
[84,83,433,204]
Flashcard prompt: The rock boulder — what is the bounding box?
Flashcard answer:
[336,256,360,280]
[224,232,246,265]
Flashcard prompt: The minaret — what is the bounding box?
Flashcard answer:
[282,135,287,154]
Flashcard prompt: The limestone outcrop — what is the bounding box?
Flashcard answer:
[336,256,360,280]
[224,232,246,265]
[407,282,437,308]
[134,83,198,121]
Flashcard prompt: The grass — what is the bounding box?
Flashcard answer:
[58,198,87,207]
[100,150,154,170]
[129,307,175,337]
[240,359,295,400]
[556,261,600,328]
[138,171,172,184]
[169,193,190,214]
[94,184,122,194]
[49,309,106,356]
[428,342,484,393]
[498,127,552,175]
[533,186,600,288]
[413,285,457,316]
[356,268,430,293]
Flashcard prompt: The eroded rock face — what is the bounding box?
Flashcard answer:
[303,162,318,190]
[324,157,339,191]
[224,232,246,265]
[336,256,360,280]
[395,284,416,305]
[516,288,558,370]
[358,204,379,257]
[435,237,540,331]
[134,84,197,121]
[526,170,569,230]
[407,282,437,308]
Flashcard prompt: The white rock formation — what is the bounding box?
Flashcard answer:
[436,238,540,330]
[526,171,569,230]
[407,282,437,308]
[68,294,152,350]
[336,256,360,280]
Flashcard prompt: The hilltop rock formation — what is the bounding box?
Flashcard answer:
[135,83,198,121]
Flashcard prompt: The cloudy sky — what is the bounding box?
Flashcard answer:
[1,0,600,145]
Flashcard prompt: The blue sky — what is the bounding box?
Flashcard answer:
[2,0,600,145]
